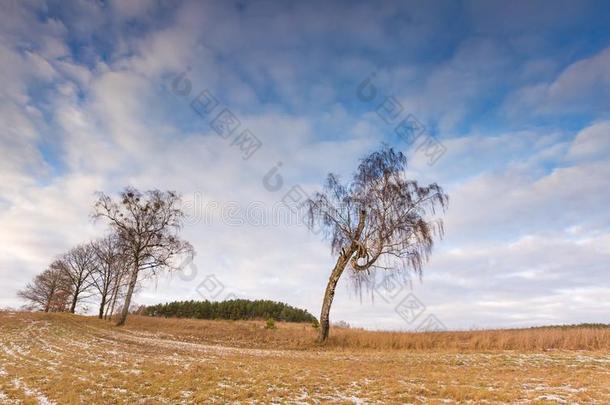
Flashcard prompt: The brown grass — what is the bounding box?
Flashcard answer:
[328,326,610,351]
[1,311,610,404]
[118,314,610,351]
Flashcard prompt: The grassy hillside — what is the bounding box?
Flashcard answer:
[124,313,610,351]
[1,311,610,403]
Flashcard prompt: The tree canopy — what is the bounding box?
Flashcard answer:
[143,299,317,323]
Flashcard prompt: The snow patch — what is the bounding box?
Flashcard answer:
[536,394,568,403]
[12,377,56,405]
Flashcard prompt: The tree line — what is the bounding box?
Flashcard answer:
[18,235,131,319]
[143,299,317,323]
[19,188,193,325]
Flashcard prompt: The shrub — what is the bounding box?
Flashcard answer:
[265,318,276,330]
[333,320,351,329]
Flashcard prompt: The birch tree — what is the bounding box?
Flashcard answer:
[93,187,194,326]
[91,234,127,319]
[307,146,448,342]
[104,259,130,320]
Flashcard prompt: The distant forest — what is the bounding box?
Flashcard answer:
[143,299,318,323]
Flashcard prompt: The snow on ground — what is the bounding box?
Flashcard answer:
[11,377,56,405]
[1,313,610,403]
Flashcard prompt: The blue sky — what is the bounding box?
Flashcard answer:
[1,0,610,330]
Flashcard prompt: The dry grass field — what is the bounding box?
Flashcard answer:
[1,311,610,404]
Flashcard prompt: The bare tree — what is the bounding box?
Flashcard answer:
[104,258,130,320]
[59,244,97,313]
[93,187,194,326]
[91,234,127,319]
[18,262,72,312]
[307,146,448,342]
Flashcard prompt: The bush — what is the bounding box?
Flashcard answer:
[332,320,351,329]
[265,318,276,330]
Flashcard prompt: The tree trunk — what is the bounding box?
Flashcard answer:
[317,209,366,343]
[98,295,106,319]
[104,294,112,319]
[106,273,122,320]
[106,290,116,320]
[116,265,139,326]
[318,254,349,343]
[69,292,78,314]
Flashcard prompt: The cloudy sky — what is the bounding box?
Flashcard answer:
[1,0,610,330]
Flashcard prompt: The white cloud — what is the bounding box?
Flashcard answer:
[566,121,610,163]
[546,47,610,111]
[503,46,610,117]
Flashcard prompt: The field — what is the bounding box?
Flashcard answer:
[1,312,610,404]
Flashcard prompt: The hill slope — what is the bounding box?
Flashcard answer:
[1,311,610,403]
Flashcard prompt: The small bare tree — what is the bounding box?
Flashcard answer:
[59,244,97,313]
[307,146,448,342]
[18,262,72,312]
[91,234,127,319]
[104,257,131,320]
[93,187,194,326]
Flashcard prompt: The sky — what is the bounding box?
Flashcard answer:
[1,0,610,331]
